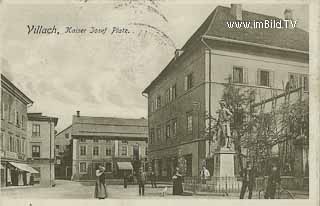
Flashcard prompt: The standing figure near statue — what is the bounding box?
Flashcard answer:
[217,99,233,148]
[172,167,183,195]
[94,164,107,199]
[240,161,255,199]
[200,166,210,184]
[137,167,147,196]
[264,163,281,199]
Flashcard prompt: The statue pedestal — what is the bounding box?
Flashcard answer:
[213,148,236,177]
[208,148,241,191]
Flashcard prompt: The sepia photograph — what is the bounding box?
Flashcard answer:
[0,0,318,204]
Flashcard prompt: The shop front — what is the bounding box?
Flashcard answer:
[1,161,39,187]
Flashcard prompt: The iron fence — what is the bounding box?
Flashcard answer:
[183,176,242,195]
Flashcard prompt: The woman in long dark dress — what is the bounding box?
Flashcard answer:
[172,167,183,195]
[94,164,107,199]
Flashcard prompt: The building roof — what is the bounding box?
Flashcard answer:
[142,5,309,94]
[1,74,33,105]
[27,113,59,126]
[56,125,72,136]
[204,6,308,52]
[71,116,148,140]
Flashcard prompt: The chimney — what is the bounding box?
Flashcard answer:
[284,8,293,20]
[174,49,184,60]
[231,4,242,20]
[76,110,80,117]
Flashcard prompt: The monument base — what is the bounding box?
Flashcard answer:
[213,148,236,177]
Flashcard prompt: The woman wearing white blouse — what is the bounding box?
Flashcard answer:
[94,164,107,199]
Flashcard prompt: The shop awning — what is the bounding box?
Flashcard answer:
[9,162,39,173]
[117,162,133,170]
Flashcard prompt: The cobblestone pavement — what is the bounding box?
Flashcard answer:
[0,180,308,199]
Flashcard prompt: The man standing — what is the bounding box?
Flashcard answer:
[149,167,157,188]
[265,163,281,199]
[137,167,147,196]
[123,171,128,189]
[240,161,255,199]
[200,166,210,184]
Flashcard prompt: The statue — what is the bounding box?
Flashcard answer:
[216,99,233,149]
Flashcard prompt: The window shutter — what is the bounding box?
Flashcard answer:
[243,67,248,84]
[256,69,260,86]
[298,75,302,89]
[184,76,188,90]
[269,71,275,87]
[231,66,235,83]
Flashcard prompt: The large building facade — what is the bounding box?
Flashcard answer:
[27,113,58,186]
[0,74,35,187]
[142,5,308,179]
[54,125,72,179]
[70,112,148,181]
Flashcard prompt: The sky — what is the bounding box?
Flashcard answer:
[1,1,309,132]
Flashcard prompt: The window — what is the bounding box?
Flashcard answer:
[32,124,40,136]
[121,140,128,144]
[172,84,177,100]
[79,162,87,173]
[56,145,60,150]
[33,167,41,178]
[145,147,148,156]
[21,139,25,154]
[156,95,161,110]
[185,73,194,90]
[8,103,12,123]
[105,139,112,144]
[93,146,99,156]
[21,115,25,128]
[9,136,13,152]
[302,75,309,92]
[156,127,161,142]
[93,139,99,143]
[79,138,86,143]
[15,111,20,127]
[150,128,155,144]
[80,145,86,156]
[16,139,20,153]
[287,73,309,92]
[150,100,154,112]
[32,145,40,157]
[0,133,3,151]
[162,125,166,140]
[121,145,128,156]
[186,112,193,134]
[106,147,112,156]
[166,84,177,104]
[233,66,245,83]
[165,88,170,104]
[260,70,269,86]
[172,119,177,137]
[105,162,112,172]
[65,133,69,139]
[287,73,299,90]
[258,70,273,87]
[166,123,171,139]
[1,103,4,120]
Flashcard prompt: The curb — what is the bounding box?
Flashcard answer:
[1,186,37,190]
